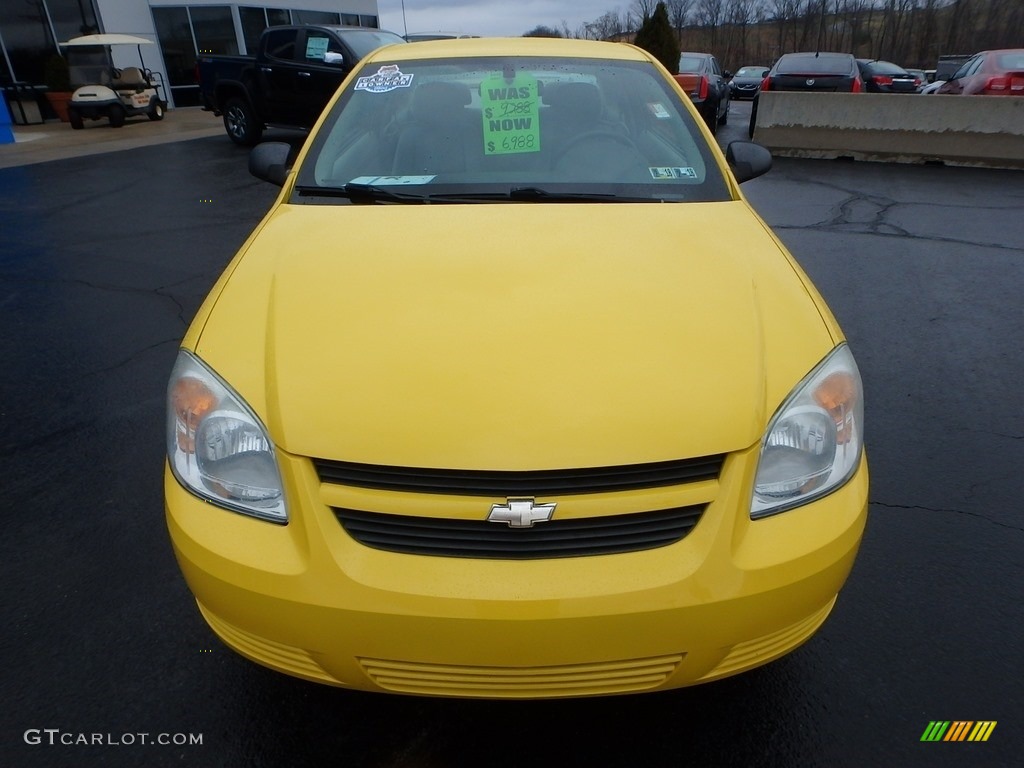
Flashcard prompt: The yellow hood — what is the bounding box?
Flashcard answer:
[194,201,835,469]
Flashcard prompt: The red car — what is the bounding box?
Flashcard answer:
[938,49,1024,95]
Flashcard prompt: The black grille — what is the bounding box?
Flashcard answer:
[313,456,723,496]
[333,506,706,559]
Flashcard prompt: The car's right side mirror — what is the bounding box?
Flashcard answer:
[726,141,772,183]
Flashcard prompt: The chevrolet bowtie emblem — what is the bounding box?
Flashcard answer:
[487,498,556,528]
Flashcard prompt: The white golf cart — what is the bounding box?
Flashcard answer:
[61,34,167,129]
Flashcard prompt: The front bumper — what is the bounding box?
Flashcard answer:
[166,445,868,698]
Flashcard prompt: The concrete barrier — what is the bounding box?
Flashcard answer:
[751,92,1024,170]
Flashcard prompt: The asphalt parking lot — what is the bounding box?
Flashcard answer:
[1,104,1022,767]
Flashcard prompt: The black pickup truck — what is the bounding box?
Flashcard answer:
[198,25,405,145]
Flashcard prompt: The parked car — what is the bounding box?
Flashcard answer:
[166,37,868,699]
[937,49,1024,95]
[856,59,919,93]
[904,68,929,91]
[920,80,944,94]
[674,51,730,134]
[750,51,863,137]
[197,24,406,145]
[729,65,769,99]
[934,54,972,82]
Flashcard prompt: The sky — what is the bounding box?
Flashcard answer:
[375,0,626,39]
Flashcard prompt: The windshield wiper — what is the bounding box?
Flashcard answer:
[294,184,671,204]
[293,183,431,204]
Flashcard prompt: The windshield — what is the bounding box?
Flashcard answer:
[735,67,764,77]
[66,47,114,88]
[338,30,407,60]
[296,56,730,204]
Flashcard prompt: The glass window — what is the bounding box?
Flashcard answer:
[190,6,238,56]
[359,16,379,29]
[267,9,290,26]
[153,6,199,106]
[303,31,343,63]
[678,55,706,74]
[239,7,268,55]
[263,28,297,61]
[0,1,58,84]
[293,10,341,25]
[776,54,853,75]
[341,14,360,26]
[46,0,101,43]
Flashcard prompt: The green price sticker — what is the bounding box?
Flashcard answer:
[480,72,540,156]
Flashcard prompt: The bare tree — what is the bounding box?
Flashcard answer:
[665,0,696,36]
[590,10,629,39]
[630,0,661,27]
[696,0,726,45]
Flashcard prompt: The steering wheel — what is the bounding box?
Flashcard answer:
[553,130,645,178]
[554,130,637,161]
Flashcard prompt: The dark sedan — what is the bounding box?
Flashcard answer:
[856,59,919,93]
[674,52,730,134]
[729,65,769,99]
[749,52,863,137]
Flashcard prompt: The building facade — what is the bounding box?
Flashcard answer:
[1,0,382,116]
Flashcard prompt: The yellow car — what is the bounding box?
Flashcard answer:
[166,38,868,698]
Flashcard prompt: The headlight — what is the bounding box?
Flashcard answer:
[166,350,287,523]
[751,343,864,519]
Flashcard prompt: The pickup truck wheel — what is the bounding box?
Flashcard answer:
[223,97,262,146]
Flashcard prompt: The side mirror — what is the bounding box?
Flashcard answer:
[726,141,772,184]
[761,70,769,77]
[249,141,291,186]
[323,51,345,66]
[724,70,733,79]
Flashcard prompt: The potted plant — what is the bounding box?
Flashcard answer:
[43,54,73,122]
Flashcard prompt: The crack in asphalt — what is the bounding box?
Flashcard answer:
[81,337,181,378]
[869,501,1023,532]
[765,176,1024,252]
[0,272,215,327]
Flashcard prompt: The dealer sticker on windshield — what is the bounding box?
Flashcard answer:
[355,65,414,93]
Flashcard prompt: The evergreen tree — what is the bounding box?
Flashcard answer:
[633,2,681,74]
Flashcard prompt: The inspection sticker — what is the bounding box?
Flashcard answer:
[480,72,541,155]
[647,102,671,119]
[649,166,698,180]
[355,65,414,93]
[349,175,435,185]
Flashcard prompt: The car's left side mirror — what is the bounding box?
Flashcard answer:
[249,141,292,186]
[724,70,733,79]
[323,51,345,66]
[726,141,772,183]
